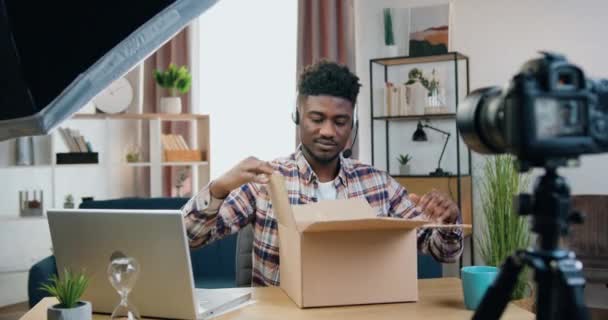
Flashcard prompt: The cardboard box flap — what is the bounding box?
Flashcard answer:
[268,173,297,228]
[299,217,428,232]
[291,199,428,232]
[292,198,376,222]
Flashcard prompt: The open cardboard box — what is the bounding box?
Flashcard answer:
[268,174,470,308]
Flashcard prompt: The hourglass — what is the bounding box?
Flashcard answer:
[107,252,141,320]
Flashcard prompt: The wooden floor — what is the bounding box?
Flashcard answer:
[0,302,28,320]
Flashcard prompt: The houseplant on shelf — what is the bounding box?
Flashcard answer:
[41,269,91,320]
[154,63,192,114]
[397,154,412,175]
[383,8,398,57]
[477,155,533,310]
[406,68,447,114]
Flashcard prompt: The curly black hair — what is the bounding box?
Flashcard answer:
[297,60,361,106]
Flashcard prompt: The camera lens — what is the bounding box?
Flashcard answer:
[457,87,507,154]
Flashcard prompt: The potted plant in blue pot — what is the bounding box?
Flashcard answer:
[41,269,91,320]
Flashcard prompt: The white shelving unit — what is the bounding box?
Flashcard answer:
[71,112,211,198]
[0,113,210,216]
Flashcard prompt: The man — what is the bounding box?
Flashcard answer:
[182,60,463,286]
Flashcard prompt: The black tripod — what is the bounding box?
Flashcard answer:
[473,167,590,320]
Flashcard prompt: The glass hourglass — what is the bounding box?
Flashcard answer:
[107,253,141,320]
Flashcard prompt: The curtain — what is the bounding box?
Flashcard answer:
[297,0,358,157]
[143,27,192,197]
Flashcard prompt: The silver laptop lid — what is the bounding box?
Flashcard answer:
[47,209,198,320]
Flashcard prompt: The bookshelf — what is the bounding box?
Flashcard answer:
[0,113,210,214]
[369,52,473,237]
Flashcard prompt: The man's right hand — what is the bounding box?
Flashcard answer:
[209,156,274,199]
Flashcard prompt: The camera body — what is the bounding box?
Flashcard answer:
[457,52,608,169]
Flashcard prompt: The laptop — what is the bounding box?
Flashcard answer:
[47,209,251,320]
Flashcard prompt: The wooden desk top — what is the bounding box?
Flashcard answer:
[21,278,534,320]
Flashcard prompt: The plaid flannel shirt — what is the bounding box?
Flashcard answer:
[182,148,463,286]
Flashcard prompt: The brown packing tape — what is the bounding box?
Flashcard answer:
[268,174,297,228]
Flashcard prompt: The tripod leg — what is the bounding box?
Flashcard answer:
[560,258,590,320]
[473,252,525,320]
[535,252,591,320]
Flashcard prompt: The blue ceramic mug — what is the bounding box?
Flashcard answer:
[461,266,499,310]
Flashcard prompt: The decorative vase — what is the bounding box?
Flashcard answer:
[47,301,92,320]
[159,97,182,114]
[406,82,426,115]
[385,44,399,57]
[16,136,34,166]
[425,87,448,114]
[399,164,410,175]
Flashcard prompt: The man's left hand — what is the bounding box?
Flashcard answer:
[409,190,459,224]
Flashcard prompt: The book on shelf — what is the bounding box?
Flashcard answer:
[161,134,204,162]
[383,82,418,117]
[58,127,93,152]
[162,134,190,151]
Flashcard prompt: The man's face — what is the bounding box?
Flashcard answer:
[299,95,353,164]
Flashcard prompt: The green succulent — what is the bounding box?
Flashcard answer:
[397,154,412,165]
[154,63,192,96]
[40,269,89,308]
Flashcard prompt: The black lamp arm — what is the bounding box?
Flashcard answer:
[423,124,451,170]
[422,123,451,136]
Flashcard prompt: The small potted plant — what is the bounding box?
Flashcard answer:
[383,8,398,56]
[41,269,91,320]
[63,194,74,209]
[397,154,412,175]
[154,63,192,114]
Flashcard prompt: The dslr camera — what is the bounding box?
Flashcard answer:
[457,52,608,170]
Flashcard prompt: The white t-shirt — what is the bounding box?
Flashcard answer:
[316,180,338,201]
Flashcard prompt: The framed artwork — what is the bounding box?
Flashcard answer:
[382,3,450,57]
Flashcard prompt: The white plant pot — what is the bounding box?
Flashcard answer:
[399,164,411,175]
[385,44,399,57]
[160,97,182,114]
[48,301,92,320]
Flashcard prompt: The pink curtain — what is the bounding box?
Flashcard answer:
[297,0,358,157]
[143,27,192,197]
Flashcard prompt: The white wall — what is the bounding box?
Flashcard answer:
[451,0,608,195]
[196,0,297,179]
[451,0,608,306]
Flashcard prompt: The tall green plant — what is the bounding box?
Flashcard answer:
[40,269,89,308]
[154,63,192,97]
[383,8,395,46]
[477,155,531,299]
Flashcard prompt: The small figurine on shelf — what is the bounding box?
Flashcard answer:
[64,194,75,209]
[174,168,189,197]
[397,154,412,175]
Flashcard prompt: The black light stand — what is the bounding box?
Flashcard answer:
[412,121,452,176]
